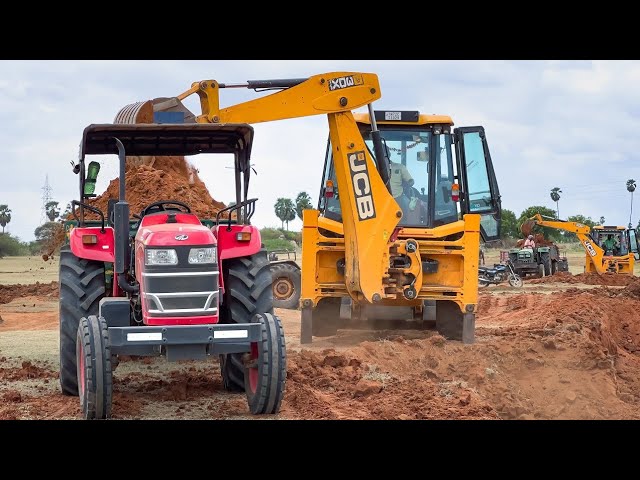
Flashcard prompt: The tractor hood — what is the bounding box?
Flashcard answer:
[137,223,216,247]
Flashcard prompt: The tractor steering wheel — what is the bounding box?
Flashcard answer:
[140,200,192,218]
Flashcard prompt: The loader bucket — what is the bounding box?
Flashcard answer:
[114,97,196,125]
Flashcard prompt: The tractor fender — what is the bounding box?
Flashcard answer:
[69,226,115,263]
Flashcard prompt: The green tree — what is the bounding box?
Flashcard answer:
[274,198,296,230]
[0,204,11,234]
[45,201,60,222]
[500,209,520,239]
[627,179,636,228]
[518,206,563,242]
[599,216,606,226]
[34,222,62,243]
[550,187,562,219]
[295,191,313,221]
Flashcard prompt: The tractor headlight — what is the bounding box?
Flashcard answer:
[188,247,216,264]
[146,249,178,265]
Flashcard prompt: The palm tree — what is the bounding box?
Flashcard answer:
[550,187,562,219]
[599,216,606,226]
[295,191,313,221]
[0,204,11,234]
[627,179,636,228]
[274,198,296,230]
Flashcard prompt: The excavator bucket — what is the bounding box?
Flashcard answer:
[520,219,536,237]
[113,97,196,125]
[113,97,198,169]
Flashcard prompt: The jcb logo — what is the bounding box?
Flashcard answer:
[349,151,376,221]
[584,240,597,257]
[329,75,361,91]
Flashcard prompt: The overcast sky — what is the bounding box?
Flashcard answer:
[2,60,640,241]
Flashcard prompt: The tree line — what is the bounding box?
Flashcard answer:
[274,192,312,230]
[0,201,69,258]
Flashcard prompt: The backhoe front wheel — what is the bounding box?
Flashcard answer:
[76,315,112,420]
[244,313,286,414]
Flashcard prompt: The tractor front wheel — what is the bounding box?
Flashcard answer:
[76,315,112,420]
[244,313,286,414]
[219,249,274,392]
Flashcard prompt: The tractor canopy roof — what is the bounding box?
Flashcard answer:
[78,123,254,160]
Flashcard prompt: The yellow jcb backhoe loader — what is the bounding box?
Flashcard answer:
[115,71,503,344]
[521,214,639,274]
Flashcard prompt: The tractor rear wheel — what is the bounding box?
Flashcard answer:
[271,263,301,310]
[245,313,286,414]
[219,249,274,392]
[76,315,112,420]
[541,253,552,276]
[59,246,106,396]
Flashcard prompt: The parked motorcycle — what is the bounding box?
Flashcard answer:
[478,260,523,288]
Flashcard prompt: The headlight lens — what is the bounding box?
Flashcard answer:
[146,249,178,265]
[188,247,216,264]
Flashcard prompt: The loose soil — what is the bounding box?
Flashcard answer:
[1,275,639,420]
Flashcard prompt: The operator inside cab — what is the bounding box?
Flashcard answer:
[601,234,620,255]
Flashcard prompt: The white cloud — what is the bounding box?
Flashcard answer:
[1,59,640,241]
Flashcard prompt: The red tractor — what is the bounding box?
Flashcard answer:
[59,123,286,419]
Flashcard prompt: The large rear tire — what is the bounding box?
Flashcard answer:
[541,253,552,276]
[270,263,301,310]
[76,315,112,420]
[59,246,106,396]
[219,249,274,392]
[245,313,286,414]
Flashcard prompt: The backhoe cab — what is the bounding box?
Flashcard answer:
[111,71,502,346]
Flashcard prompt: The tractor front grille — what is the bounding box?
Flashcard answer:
[142,270,219,317]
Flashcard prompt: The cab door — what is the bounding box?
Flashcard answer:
[454,126,502,241]
[628,228,640,260]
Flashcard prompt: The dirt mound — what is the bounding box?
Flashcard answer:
[0,282,58,305]
[0,360,58,381]
[86,156,227,220]
[281,348,498,420]
[528,271,635,286]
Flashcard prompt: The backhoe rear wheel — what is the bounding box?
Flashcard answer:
[219,249,274,392]
[271,263,301,310]
[59,246,106,396]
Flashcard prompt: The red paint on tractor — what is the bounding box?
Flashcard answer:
[69,226,115,263]
[145,315,218,326]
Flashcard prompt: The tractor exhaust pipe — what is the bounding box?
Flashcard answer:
[113,138,130,278]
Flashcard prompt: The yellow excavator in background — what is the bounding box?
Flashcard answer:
[114,71,503,344]
[521,214,639,274]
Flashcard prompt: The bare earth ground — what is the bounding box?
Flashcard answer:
[1,252,640,420]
